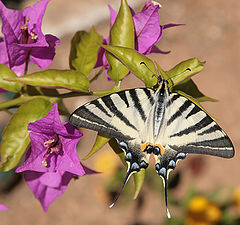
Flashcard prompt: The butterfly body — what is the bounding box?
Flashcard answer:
[69,80,234,217]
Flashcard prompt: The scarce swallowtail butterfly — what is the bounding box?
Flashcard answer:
[69,79,234,218]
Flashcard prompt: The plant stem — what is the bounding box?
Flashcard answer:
[89,68,104,83]
[24,50,31,76]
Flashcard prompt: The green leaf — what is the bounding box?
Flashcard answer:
[0,64,21,92]
[0,98,54,171]
[102,45,158,87]
[167,58,205,87]
[83,133,110,160]
[0,95,58,110]
[5,70,90,92]
[92,86,121,97]
[133,169,145,199]
[106,0,134,81]
[69,27,103,75]
[173,78,217,102]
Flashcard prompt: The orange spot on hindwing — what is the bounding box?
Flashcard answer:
[155,144,165,155]
[141,142,153,152]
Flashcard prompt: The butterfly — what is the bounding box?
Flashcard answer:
[69,79,234,218]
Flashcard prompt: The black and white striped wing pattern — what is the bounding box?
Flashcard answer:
[153,90,234,197]
[155,92,234,173]
[69,82,234,217]
[149,83,234,218]
[70,88,155,140]
[164,93,234,156]
[69,88,157,176]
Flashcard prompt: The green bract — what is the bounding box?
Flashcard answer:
[0,98,54,171]
[0,64,21,92]
[173,79,217,102]
[5,69,90,92]
[69,27,103,75]
[167,58,206,86]
[102,45,158,87]
[84,133,110,160]
[106,0,134,82]
[133,170,145,199]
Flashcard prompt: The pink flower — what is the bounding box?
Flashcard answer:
[96,2,182,78]
[16,104,95,211]
[0,0,60,76]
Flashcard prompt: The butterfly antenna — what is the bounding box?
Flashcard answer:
[109,170,132,208]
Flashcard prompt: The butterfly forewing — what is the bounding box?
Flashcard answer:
[70,88,156,140]
[70,88,158,176]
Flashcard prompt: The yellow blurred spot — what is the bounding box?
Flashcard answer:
[232,186,240,215]
[93,148,119,179]
[42,160,47,167]
[186,196,221,225]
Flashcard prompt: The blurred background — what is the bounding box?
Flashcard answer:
[0,0,240,224]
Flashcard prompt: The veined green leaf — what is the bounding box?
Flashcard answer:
[0,98,54,171]
[102,45,158,87]
[83,133,110,160]
[5,70,89,92]
[106,0,134,81]
[0,64,21,92]
[69,27,103,75]
[167,58,205,87]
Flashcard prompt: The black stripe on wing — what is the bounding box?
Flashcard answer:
[170,115,213,138]
[69,105,130,140]
[186,105,201,119]
[129,89,147,121]
[143,88,155,106]
[198,124,220,135]
[170,135,234,158]
[167,100,192,126]
[91,99,112,117]
[166,94,181,108]
[117,91,129,107]
[101,94,137,130]
[187,136,233,148]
